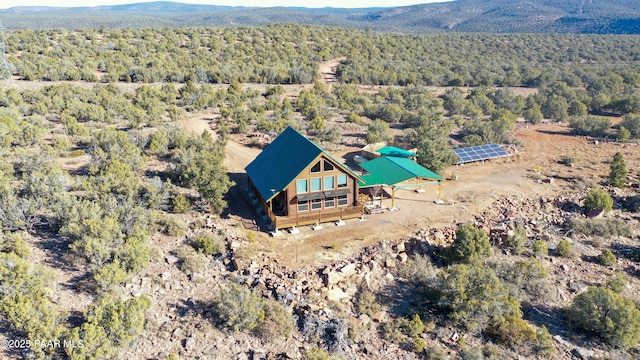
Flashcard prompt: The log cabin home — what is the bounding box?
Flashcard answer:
[245,127,363,230]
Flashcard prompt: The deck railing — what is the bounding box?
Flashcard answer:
[271,206,363,229]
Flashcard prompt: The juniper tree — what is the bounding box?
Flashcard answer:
[609,152,627,187]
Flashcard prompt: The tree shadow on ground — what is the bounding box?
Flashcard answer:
[524,303,605,350]
[32,223,79,272]
[31,223,96,295]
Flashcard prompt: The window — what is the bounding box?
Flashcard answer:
[337,195,348,206]
[298,200,309,212]
[311,177,322,192]
[311,199,322,210]
[310,161,321,173]
[325,197,335,208]
[324,176,335,190]
[323,160,334,171]
[297,179,308,194]
[337,174,348,188]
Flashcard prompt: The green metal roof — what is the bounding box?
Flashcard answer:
[358,173,386,187]
[376,146,417,158]
[245,127,360,202]
[359,156,442,188]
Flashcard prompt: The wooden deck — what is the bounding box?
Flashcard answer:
[270,206,363,229]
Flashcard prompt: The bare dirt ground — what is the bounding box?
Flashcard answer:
[318,57,346,85]
[177,110,218,140]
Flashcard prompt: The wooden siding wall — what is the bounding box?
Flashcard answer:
[285,155,358,217]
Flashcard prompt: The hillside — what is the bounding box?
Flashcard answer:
[1,0,640,33]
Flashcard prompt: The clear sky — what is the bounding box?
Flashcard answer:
[1,0,450,10]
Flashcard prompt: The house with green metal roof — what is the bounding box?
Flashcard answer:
[245,127,364,230]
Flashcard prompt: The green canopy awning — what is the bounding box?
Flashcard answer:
[376,146,417,158]
[359,156,441,188]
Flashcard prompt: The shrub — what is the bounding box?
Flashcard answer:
[346,111,361,124]
[0,232,30,257]
[493,257,550,302]
[505,224,527,255]
[355,287,381,317]
[437,263,520,332]
[175,245,209,275]
[583,188,614,213]
[70,149,87,157]
[424,345,448,360]
[618,126,631,142]
[398,254,437,286]
[569,116,611,137]
[93,259,128,291]
[405,314,425,338]
[532,239,548,256]
[485,315,536,346]
[0,253,66,359]
[535,325,556,357]
[214,284,265,332]
[305,347,334,360]
[459,346,484,360]
[567,286,640,349]
[413,337,427,353]
[620,113,640,139]
[191,232,225,255]
[559,155,577,166]
[255,298,295,339]
[598,249,617,266]
[382,318,407,343]
[556,239,572,257]
[449,224,491,263]
[171,193,191,214]
[607,272,628,293]
[66,295,151,360]
[157,214,187,237]
[568,218,632,238]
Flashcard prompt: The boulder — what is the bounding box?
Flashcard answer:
[326,287,349,302]
[165,255,180,265]
[172,327,184,340]
[372,310,387,322]
[184,335,196,351]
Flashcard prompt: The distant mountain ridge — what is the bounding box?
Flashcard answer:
[1,0,640,33]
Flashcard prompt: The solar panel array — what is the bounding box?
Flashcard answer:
[454,144,509,164]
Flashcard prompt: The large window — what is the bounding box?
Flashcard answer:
[311,199,322,210]
[337,195,348,206]
[323,160,334,171]
[297,179,308,194]
[337,174,348,188]
[298,200,309,212]
[311,177,322,192]
[325,197,335,208]
[310,161,321,174]
[324,176,335,190]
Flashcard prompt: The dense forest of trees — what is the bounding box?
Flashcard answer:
[5,26,640,91]
[0,23,640,359]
